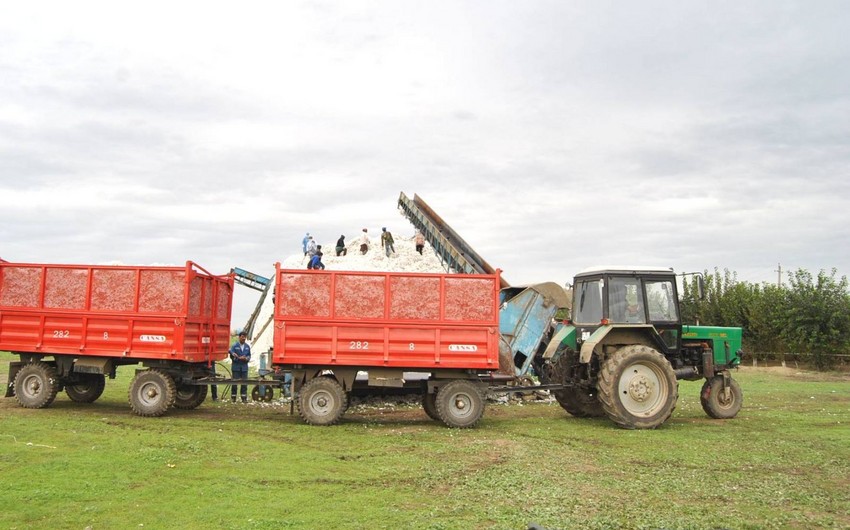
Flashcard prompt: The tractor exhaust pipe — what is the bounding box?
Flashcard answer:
[674,367,699,380]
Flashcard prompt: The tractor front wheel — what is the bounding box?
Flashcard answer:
[700,375,743,419]
[598,345,678,429]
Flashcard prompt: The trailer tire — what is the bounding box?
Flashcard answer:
[65,373,106,403]
[14,362,60,409]
[598,345,678,429]
[435,380,484,428]
[129,369,177,417]
[297,376,347,426]
[173,383,208,410]
[422,391,439,421]
[700,375,743,419]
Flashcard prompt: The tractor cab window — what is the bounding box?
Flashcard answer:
[608,277,646,323]
[645,280,678,322]
[573,279,603,324]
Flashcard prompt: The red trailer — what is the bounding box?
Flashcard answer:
[1,260,233,416]
[272,264,502,427]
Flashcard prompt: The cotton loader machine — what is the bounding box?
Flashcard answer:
[536,267,744,429]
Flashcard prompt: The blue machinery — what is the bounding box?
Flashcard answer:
[499,283,570,376]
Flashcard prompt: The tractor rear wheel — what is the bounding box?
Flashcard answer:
[174,383,208,410]
[65,373,106,403]
[598,345,678,429]
[435,380,484,428]
[296,376,347,426]
[128,369,177,417]
[14,362,60,409]
[700,375,743,419]
[422,391,439,421]
[549,347,605,418]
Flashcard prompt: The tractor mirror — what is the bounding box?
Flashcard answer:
[697,276,706,300]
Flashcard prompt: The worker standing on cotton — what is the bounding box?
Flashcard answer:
[381,227,395,257]
[359,228,370,254]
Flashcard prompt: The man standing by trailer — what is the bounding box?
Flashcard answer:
[229,331,251,403]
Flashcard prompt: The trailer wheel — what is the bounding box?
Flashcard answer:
[173,383,208,410]
[251,385,275,402]
[14,362,60,409]
[296,377,347,426]
[65,374,106,403]
[129,369,177,417]
[435,380,484,428]
[422,391,439,421]
[550,346,605,418]
[598,345,678,429]
[700,375,743,419]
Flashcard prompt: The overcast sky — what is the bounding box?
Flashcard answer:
[2,1,849,322]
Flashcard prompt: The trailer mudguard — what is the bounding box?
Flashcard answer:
[5,361,23,397]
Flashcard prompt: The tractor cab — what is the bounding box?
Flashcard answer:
[572,266,682,356]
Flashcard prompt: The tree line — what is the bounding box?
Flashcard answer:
[680,268,850,370]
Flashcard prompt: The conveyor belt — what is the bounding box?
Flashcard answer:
[230,267,272,338]
[398,192,509,288]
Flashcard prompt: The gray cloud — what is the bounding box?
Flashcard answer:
[1,1,849,320]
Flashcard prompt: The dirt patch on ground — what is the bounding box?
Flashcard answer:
[737,365,850,382]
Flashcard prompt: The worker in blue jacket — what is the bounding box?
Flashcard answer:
[308,251,326,270]
[229,331,251,402]
[301,232,311,255]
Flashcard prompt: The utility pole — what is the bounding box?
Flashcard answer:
[775,263,782,287]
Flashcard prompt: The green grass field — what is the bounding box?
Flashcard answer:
[1,351,848,530]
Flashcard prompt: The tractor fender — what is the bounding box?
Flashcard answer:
[579,324,660,363]
[540,325,576,362]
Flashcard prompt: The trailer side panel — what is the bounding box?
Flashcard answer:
[273,267,500,370]
[0,261,232,362]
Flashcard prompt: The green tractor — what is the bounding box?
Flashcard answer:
[538,267,744,429]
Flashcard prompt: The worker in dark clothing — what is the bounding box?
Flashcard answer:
[229,331,251,403]
[210,362,219,401]
[381,227,395,257]
[335,235,347,256]
[415,231,425,255]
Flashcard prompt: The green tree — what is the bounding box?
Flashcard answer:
[746,283,789,354]
[783,268,850,369]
